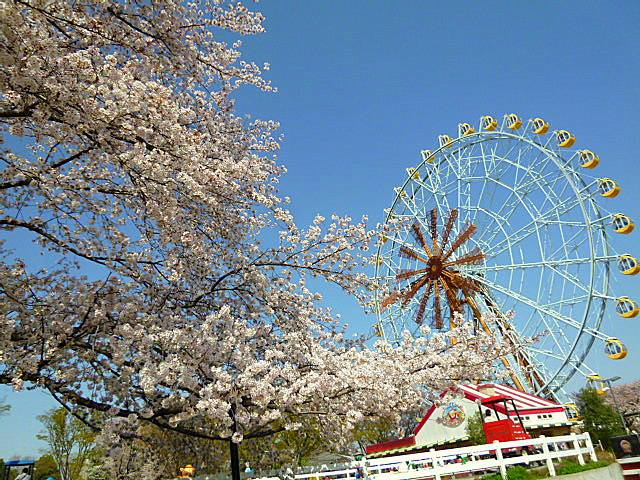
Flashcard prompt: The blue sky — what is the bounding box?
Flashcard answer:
[2,0,639,458]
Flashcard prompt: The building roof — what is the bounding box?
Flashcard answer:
[365,383,566,456]
[4,460,36,466]
[459,384,558,411]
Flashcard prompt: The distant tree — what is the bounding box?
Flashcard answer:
[37,407,97,480]
[263,421,328,468]
[34,454,60,480]
[465,412,487,446]
[101,424,229,479]
[609,380,640,431]
[576,388,625,448]
[83,453,110,480]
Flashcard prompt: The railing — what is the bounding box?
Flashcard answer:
[293,433,597,480]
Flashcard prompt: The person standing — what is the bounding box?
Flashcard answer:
[15,468,31,480]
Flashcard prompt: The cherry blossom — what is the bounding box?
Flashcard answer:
[0,0,505,457]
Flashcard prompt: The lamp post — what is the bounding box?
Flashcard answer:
[603,376,629,434]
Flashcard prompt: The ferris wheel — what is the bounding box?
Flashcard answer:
[373,113,638,399]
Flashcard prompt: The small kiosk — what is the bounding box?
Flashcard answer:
[479,394,531,444]
[2,460,35,480]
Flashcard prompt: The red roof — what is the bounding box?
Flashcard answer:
[365,436,416,454]
[481,394,513,405]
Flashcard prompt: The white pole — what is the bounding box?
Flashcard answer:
[494,441,507,480]
[571,433,585,465]
[429,448,441,480]
[540,436,556,477]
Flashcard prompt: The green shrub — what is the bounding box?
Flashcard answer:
[556,459,611,476]
[506,466,531,480]
[482,459,611,480]
[482,466,532,480]
[482,473,502,480]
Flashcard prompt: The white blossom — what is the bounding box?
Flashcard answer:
[0,0,506,462]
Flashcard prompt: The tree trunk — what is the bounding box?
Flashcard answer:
[230,439,241,480]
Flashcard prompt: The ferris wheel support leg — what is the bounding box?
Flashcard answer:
[466,293,529,392]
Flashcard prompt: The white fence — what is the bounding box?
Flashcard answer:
[294,433,597,480]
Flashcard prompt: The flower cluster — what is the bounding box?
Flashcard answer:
[0,0,503,458]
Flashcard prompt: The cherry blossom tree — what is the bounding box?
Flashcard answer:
[0,1,505,478]
[609,380,640,432]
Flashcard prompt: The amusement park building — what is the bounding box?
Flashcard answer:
[365,384,574,458]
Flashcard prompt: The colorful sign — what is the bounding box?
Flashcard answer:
[439,401,466,428]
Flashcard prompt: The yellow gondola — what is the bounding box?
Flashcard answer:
[616,296,640,318]
[481,115,498,131]
[459,123,476,136]
[613,213,635,234]
[587,374,608,395]
[563,403,581,422]
[598,178,620,198]
[532,117,550,134]
[605,338,628,360]
[618,254,640,275]
[421,149,435,163]
[394,186,407,198]
[506,114,523,130]
[374,323,384,337]
[372,254,383,266]
[406,167,421,179]
[579,150,600,169]
[439,135,454,148]
[557,130,576,148]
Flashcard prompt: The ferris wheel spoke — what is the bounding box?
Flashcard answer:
[546,226,590,261]
[545,264,605,298]
[470,255,617,273]
[478,150,588,250]
[412,175,456,219]
[473,158,574,249]
[528,346,567,363]
[541,294,590,309]
[484,182,599,258]
[470,161,562,248]
[470,274,585,331]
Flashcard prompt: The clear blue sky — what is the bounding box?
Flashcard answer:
[2,0,639,459]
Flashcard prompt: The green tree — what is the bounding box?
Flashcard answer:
[37,408,97,480]
[34,454,60,480]
[576,388,625,448]
[465,412,487,445]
